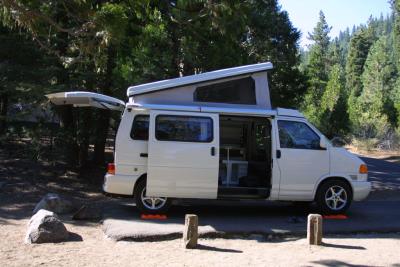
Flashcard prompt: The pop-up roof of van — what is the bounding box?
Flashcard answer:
[127,62,273,97]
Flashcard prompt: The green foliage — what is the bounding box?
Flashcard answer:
[2,0,398,157]
[244,0,305,107]
[0,0,305,166]
[0,25,61,134]
[319,64,348,137]
[353,36,396,138]
[301,7,400,147]
[344,15,397,132]
[302,11,331,127]
[394,0,400,66]
[345,26,375,99]
[95,3,129,44]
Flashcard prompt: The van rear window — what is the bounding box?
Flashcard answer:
[130,115,149,140]
[155,115,213,142]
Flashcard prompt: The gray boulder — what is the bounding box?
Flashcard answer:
[33,193,76,215]
[25,209,69,244]
[72,204,103,221]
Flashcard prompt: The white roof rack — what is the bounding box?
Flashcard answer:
[127,62,273,97]
[127,103,277,117]
[126,104,304,118]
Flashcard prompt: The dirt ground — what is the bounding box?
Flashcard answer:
[347,145,400,164]
[1,217,400,266]
[1,139,400,266]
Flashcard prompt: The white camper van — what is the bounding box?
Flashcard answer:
[46,62,371,214]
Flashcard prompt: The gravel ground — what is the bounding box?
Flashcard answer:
[1,217,400,267]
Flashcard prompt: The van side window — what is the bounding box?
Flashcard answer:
[193,77,256,104]
[130,115,149,140]
[156,115,213,142]
[278,120,321,150]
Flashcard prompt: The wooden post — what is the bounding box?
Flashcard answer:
[307,214,323,245]
[183,214,198,249]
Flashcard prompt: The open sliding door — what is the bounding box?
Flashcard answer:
[146,110,219,198]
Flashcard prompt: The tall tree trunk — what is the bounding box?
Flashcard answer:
[53,20,80,166]
[0,92,8,134]
[78,109,91,168]
[93,109,110,164]
[58,105,79,165]
[93,45,115,164]
[170,25,183,77]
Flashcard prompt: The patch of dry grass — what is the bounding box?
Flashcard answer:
[346,144,400,164]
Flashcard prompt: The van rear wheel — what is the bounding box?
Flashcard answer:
[134,179,171,214]
[316,180,352,214]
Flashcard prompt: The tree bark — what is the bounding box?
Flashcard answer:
[171,26,182,77]
[93,109,110,164]
[93,45,115,164]
[58,105,79,165]
[0,92,8,134]
[78,109,91,168]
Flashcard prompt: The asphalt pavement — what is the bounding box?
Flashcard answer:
[103,156,400,241]
[361,156,400,200]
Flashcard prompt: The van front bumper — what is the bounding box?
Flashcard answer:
[103,173,136,196]
[352,181,371,201]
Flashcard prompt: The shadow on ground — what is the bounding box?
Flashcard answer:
[195,244,243,253]
[310,260,370,267]
[321,242,365,250]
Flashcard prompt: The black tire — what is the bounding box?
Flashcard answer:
[133,179,171,214]
[316,179,352,214]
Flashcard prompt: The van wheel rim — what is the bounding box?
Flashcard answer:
[325,185,347,211]
[141,188,167,210]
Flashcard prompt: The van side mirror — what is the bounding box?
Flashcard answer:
[319,137,327,149]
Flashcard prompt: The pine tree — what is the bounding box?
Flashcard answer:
[319,64,348,137]
[394,0,400,65]
[317,39,349,137]
[345,26,375,131]
[0,1,133,165]
[392,0,400,131]
[335,28,351,68]
[302,11,331,127]
[245,0,305,108]
[355,36,396,138]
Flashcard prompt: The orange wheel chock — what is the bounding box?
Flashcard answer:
[323,214,348,219]
[141,214,167,220]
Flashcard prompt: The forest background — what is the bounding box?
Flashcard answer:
[0,0,399,171]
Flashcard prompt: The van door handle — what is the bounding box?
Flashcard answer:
[276,150,281,159]
[140,153,148,158]
[211,147,216,156]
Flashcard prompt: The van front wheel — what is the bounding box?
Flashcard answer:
[316,180,352,214]
[134,179,171,214]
